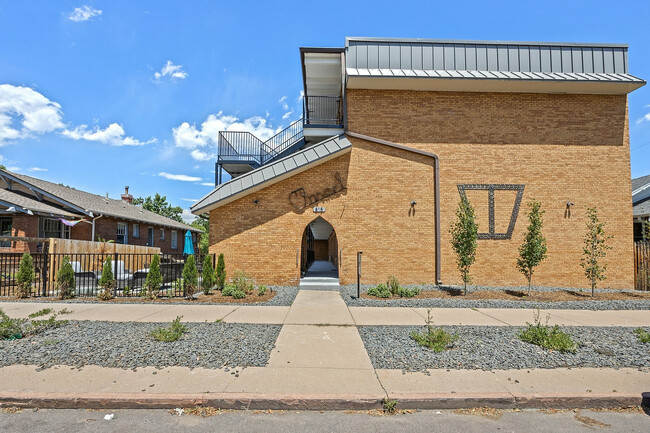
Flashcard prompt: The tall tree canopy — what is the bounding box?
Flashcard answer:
[133,193,183,223]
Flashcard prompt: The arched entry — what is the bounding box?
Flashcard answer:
[300,216,338,279]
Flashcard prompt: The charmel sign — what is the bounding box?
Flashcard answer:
[289,172,346,210]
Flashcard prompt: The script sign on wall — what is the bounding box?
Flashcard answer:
[289,172,347,210]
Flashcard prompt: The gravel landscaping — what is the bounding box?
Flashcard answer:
[0,321,281,370]
[0,286,299,307]
[359,325,650,371]
[341,285,650,310]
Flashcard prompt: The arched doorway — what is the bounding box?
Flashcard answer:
[300,216,338,279]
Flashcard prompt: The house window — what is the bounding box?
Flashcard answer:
[147,227,154,246]
[117,222,127,244]
[0,217,12,247]
[160,228,165,240]
[133,223,139,239]
[38,217,70,239]
[171,230,178,249]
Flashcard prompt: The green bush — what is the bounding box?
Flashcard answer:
[98,257,115,300]
[232,289,246,299]
[216,253,226,291]
[1,308,70,340]
[150,316,188,342]
[222,284,235,297]
[16,252,34,298]
[144,254,163,299]
[368,283,391,298]
[257,285,268,296]
[397,287,420,298]
[634,328,650,343]
[202,254,216,295]
[387,275,400,295]
[182,255,198,299]
[518,310,576,353]
[232,270,254,294]
[410,310,457,352]
[56,256,76,300]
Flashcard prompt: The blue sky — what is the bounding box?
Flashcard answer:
[1,0,649,222]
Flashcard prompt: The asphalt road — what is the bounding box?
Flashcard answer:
[1,407,649,433]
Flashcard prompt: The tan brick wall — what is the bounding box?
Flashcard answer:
[347,89,634,289]
[209,142,436,286]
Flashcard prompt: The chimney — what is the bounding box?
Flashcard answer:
[121,186,133,204]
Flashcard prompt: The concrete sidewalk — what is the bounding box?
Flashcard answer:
[2,299,650,326]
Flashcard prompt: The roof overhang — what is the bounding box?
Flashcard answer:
[346,73,645,95]
[192,135,352,215]
[300,47,345,98]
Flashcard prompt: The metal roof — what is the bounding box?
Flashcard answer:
[634,198,650,218]
[345,37,644,86]
[632,174,650,193]
[192,135,352,214]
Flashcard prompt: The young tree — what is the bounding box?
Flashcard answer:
[16,252,35,298]
[580,207,612,297]
[516,200,548,296]
[201,254,215,295]
[182,255,198,299]
[56,256,76,299]
[215,253,226,291]
[132,194,183,223]
[98,256,115,300]
[450,198,478,295]
[144,254,163,299]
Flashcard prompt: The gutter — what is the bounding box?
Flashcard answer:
[343,131,442,285]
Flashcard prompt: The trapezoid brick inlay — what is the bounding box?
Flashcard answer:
[457,184,525,240]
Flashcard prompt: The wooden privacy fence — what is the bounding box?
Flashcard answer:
[634,241,650,291]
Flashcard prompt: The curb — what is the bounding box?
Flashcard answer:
[0,392,644,410]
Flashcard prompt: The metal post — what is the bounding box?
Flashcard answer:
[356,251,363,299]
[41,249,48,297]
[113,252,118,297]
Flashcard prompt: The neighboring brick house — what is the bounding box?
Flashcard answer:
[0,169,200,254]
[192,37,645,289]
[633,174,650,241]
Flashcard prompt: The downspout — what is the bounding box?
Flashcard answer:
[91,215,104,241]
[343,131,442,285]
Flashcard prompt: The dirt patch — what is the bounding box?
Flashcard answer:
[574,412,610,428]
[453,407,503,420]
[361,288,650,303]
[1,290,277,304]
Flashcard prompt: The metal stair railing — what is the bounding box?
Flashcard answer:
[261,120,304,164]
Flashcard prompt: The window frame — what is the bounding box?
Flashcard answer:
[0,216,12,248]
[171,230,178,250]
[116,222,128,245]
[133,223,139,239]
[38,217,70,239]
[160,228,165,240]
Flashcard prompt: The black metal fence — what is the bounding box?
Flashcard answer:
[635,241,649,291]
[0,252,214,298]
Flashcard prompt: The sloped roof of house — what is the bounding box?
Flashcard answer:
[192,134,352,214]
[0,170,199,232]
[632,174,650,193]
[0,188,79,218]
[633,174,650,218]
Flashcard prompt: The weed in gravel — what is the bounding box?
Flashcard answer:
[368,283,391,298]
[257,285,268,296]
[381,397,398,414]
[518,309,576,353]
[634,328,650,343]
[410,309,458,352]
[0,308,70,340]
[150,316,188,342]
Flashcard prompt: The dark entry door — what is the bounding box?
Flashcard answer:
[147,227,154,246]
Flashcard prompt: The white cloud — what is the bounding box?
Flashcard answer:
[158,172,202,182]
[181,198,198,202]
[279,96,288,111]
[282,110,293,120]
[181,208,196,224]
[297,90,304,102]
[28,167,48,172]
[62,123,156,146]
[0,84,64,145]
[172,112,281,161]
[636,112,650,125]
[153,61,188,82]
[68,5,102,22]
[200,182,214,186]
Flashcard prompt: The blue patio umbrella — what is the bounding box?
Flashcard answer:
[183,230,194,255]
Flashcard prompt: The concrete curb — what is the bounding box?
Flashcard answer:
[0,392,644,410]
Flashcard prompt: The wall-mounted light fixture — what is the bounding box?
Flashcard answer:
[564,201,574,219]
[252,199,260,204]
[410,200,417,206]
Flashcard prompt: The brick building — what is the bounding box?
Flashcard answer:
[192,37,645,289]
[0,170,200,253]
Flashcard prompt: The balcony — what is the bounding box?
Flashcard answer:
[303,96,343,127]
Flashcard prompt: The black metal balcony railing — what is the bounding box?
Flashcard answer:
[303,95,343,126]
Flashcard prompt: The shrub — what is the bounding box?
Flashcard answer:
[516,199,548,296]
[387,275,400,295]
[97,257,115,300]
[580,207,612,297]
[410,310,457,352]
[123,286,131,297]
[150,316,188,342]
[182,255,198,299]
[1,308,70,340]
[144,254,163,299]
[634,328,650,343]
[15,252,34,298]
[257,285,268,296]
[56,256,76,300]
[202,255,216,295]
[518,310,576,353]
[222,284,235,297]
[450,198,478,295]
[215,253,226,291]
[397,287,420,298]
[232,289,246,299]
[368,283,391,298]
[232,270,254,294]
